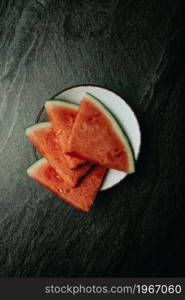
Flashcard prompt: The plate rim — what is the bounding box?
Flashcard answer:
[34,83,142,191]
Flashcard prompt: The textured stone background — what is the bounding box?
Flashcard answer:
[0,0,185,277]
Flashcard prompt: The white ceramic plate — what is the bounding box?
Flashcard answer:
[36,85,141,190]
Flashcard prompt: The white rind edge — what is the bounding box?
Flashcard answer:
[25,122,51,136]
[45,100,79,110]
[27,157,47,176]
[85,93,135,173]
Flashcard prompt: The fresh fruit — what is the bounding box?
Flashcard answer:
[27,158,107,212]
[45,100,85,169]
[25,122,93,187]
[67,93,135,173]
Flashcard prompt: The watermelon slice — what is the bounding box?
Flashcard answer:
[27,158,107,212]
[67,93,135,173]
[45,100,85,169]
[25,122,93,187]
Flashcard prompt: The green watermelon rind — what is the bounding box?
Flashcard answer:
[25,122,51,136]
[86,93,135,173]
[27,157,47,177]
[45,99,79,110]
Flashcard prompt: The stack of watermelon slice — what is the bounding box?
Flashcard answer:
[26,93,135,212]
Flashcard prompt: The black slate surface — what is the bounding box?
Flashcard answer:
[0,0,185,277]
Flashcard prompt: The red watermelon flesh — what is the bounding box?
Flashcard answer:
[67,93,135,173]
[45,100,86,169]
[27,158,107,212]
[25,122,93,187]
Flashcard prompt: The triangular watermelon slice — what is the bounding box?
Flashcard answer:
[45,100,85,169]
[27,158,107,212]
[67,93,135,173]
[25,122,93,187]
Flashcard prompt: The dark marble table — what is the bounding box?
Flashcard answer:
[0,0,185,277]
